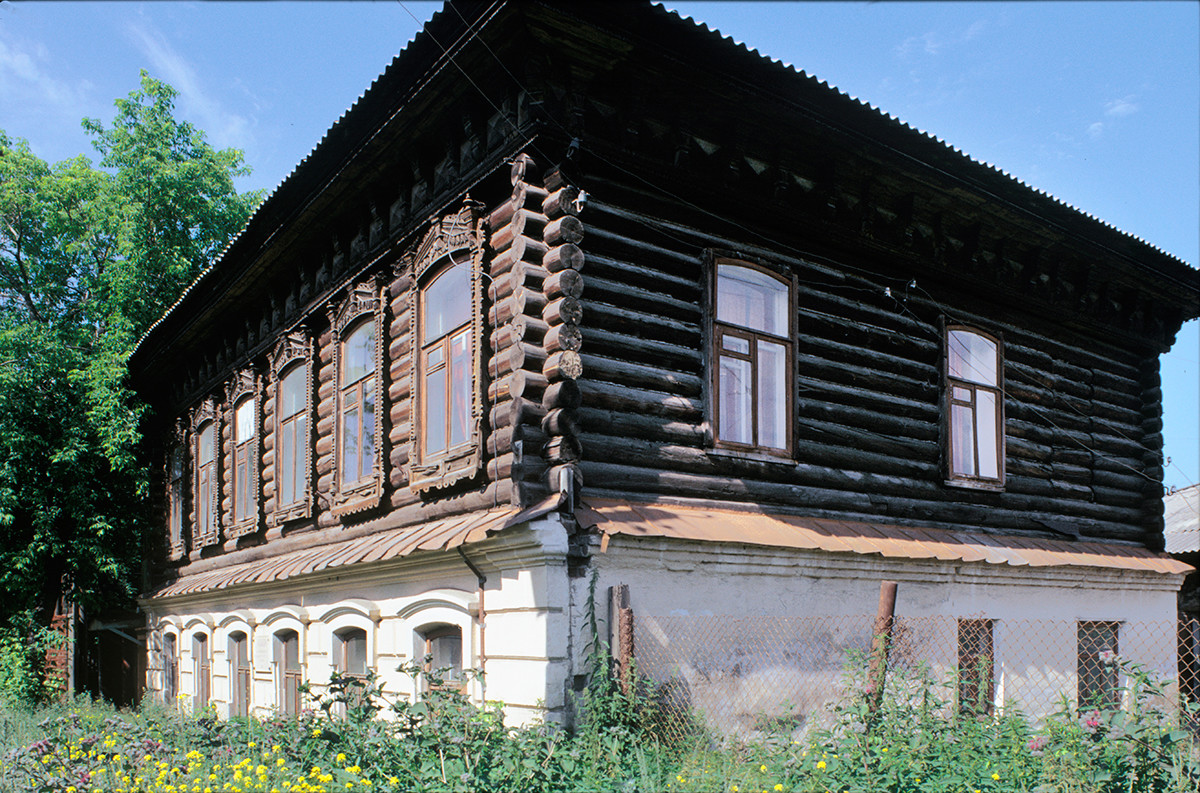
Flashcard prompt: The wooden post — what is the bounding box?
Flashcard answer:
[867,580,898,722]
[608,584,633,693]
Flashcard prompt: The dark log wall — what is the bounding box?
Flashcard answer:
[571,178,1165,546]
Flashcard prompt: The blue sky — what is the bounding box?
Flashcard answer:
[1,0,1196,490]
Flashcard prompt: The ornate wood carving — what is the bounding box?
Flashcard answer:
[407,203,487,492]
[330,278,386,517]
[189,396,221,550]
[224,368,262,540]
[268,330,314,527]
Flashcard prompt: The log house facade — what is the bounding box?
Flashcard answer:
[132,2,1199,723]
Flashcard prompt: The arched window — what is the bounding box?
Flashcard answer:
[711,260,793,453]
[277,363,307,509]
[275,629,302,715]
[232,398,256,524]
[418,624,463,689]
[193,633,211,711]
[334,627,368,680]
[419,257,473,463]
[945,326,1004,486]
[163,632,179,703]
[340,320,377,488]
[229,631,250,718]
[195,422,216,543]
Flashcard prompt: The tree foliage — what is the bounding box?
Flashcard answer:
[0,73,260,624]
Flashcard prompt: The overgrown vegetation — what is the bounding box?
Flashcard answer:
[0,75,260,657]
[2,654,1198,792]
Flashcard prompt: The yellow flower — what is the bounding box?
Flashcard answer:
[311,728,322,738]
[816,761,826,770]
[991,774,1000,781]
[336,753,347,764]
[760,765,767,773]
[774,786,784,792]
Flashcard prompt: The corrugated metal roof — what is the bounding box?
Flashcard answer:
[1164,485,1200,554]
[577,498,1191,576]
[146,506,518,600]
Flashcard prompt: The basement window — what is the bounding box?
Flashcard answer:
[957,618,995,716]
[1078,620,1120,709]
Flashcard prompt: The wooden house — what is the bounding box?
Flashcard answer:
[131,1,1199,724]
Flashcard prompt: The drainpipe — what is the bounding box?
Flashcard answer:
[457,547,487,700]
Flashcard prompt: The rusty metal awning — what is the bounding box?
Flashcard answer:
[147,507,523,600]
[576,498,1191,576]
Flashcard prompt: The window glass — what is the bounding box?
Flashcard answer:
[422,262,471,345]
[198,423,214,466]
[343,322,374,384]
[1078,621,1119,708]
[193,633,210,710]
[280,366,305,420]
[716,264,788,336]
[235,399,255,444]
[948,329,997,386]
[946,327,1003,485]
[420,259,474,463]
[337,629,367,676]
[713,262,791,452]
[230,631,250,718]
[957,619,994,716]
[163,633,178,702]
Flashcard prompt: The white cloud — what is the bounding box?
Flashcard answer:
[1104,95,1139,117]
[0,32,87,114]
[1087,121,1104,139]
[125,18,252,150]
[896,31,941,58]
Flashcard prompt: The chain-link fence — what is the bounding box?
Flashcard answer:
[629,612,1198,743]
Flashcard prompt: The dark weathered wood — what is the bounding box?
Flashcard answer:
[490,209,548,252]
[543,350,584,381]
[544,215,585,246]
[541,408,580,437]
[490,236,549,277]
[542,379,582,410]
[546,435,583,463]
[543,185,582,218]
[487,452,548,482]
[489,396,547,429]
[543,297,584,326]
[581,352,703,396]
[488,369,549,403]
[490,289,549,325]
[544,269,585,300]
[581,379,703,421]
[488,341,549,379]
[544,323,582,353]
[543,243,586,273]
[487,424,549,457]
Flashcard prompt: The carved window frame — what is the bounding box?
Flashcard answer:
[707,255,796,457]
[225,369,261,538]
[269,331,314,526]
[943,323,1005,490]
[166,419,189,561]
[407,204,486,492]
[330,278,385,517]
[190,398,221,549]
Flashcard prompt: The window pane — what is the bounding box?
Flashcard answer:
[236,452,249,519]
[424,367,447,455]
[343,322,374,384]
[423,261,471,345]
[951,403,976,477]
[976,390,999,479]
[342,405,360,484]
[341,630,367,675]
[449,331,471,448]
[199,467,212,536]
[361,377,375,481]
[952,386,972,403]
[948,330,997,386]
[280,420,295,506]
[722,334,750,354]
[198,424,214,465]
[292,416,306,503]
[235,399,255,443]
[280,366,305,420]
[757,340,787,449]
[170,447,184,480]
[718,355,753,445]
[716,265,788,336]
[426,344,445,371]
[430,631,462,680]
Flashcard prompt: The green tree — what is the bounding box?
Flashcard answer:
[0,74,260,641]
